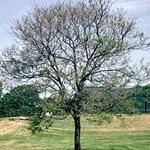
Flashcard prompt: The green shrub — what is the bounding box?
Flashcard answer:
[28,113,43,134]
[0,85,42,117]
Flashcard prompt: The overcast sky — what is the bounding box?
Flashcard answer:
[0,0,150,63]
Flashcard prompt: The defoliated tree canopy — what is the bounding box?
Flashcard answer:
[0,0,149,149]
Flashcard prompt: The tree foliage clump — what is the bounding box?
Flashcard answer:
[84,85,140,114]
[131,84,150,113]
[28,95,68,134]
[0,85,41,117]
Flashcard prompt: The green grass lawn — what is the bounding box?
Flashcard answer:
[0,116,150,150]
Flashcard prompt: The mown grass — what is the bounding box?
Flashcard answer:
[0,116,150,150]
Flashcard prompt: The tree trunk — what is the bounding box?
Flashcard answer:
[74,116,81,150]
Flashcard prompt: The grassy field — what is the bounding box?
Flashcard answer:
[0,115,150,150]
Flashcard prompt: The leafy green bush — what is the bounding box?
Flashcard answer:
[28,113,43,134]
[0,85,42,117]
[28,96,67,134]
[29,111,54,134]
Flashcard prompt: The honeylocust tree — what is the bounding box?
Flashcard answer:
[0,0,148,149]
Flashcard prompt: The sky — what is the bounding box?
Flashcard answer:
[116,0,150,64]
[0,0,150,63]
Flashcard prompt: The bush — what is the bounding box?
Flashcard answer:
[28,113,43,134]
[0,85,42,117]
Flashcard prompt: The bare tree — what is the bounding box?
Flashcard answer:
[0,0,148,149]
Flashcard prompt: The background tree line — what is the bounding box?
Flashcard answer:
[0,81,150,117]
